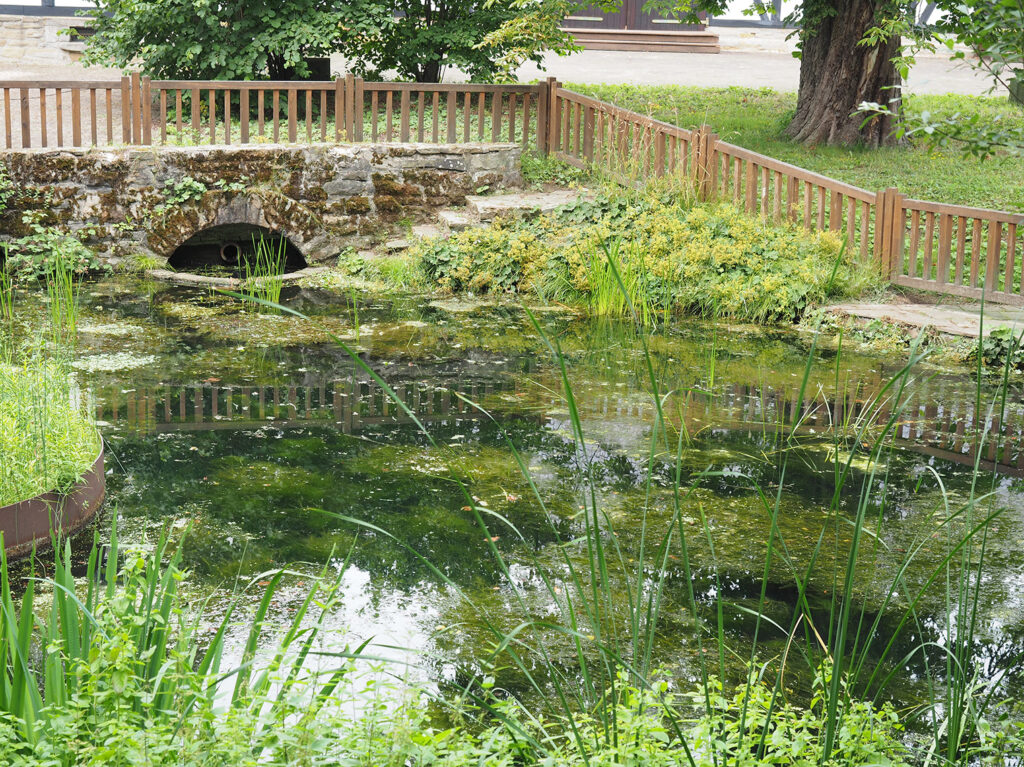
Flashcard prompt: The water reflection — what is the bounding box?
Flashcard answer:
[98,371,1024,479]
[65,280,1024,710]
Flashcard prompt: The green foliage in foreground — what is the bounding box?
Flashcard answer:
[412,188,851,322]
[0,356,99,506]
[570,85,1024,213]
[0,521,913,767]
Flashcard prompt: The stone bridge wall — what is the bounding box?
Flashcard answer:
[0,142,521,268]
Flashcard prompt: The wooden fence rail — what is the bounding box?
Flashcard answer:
[2,72,1023,305]
[547,80,1024,304]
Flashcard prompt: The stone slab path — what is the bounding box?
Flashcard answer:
[826,302,1024,338]
[466,189,591,221]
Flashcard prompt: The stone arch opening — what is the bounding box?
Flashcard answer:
[168,223,308,274]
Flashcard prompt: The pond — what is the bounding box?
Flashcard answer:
[31,276,1024,712]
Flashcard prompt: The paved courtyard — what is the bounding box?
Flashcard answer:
[513,28,994,96]
[0,26,998,98]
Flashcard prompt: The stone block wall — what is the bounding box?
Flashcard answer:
[0,15,86,67]
[1,142,522,268]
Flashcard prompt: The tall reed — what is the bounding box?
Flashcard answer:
[242,234,287,311]
[44,258,79,347]
[0,261,13,326]
[0,519,368,763]
[586,238,658,325]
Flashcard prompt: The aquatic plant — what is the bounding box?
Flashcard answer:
[0,354,99,506]
[241,234,287,311]
[44,258,80,347]
[0,259,13,337]
[586,238,658,325]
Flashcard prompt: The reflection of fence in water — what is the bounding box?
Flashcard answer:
[97,377,513,435]
[97,375,1024,477]
[576,380,1024,478]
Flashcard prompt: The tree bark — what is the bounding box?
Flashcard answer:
[786,0,903,146]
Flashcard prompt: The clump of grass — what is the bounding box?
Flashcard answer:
[242,234,287,311]
[0,520,374,764]
[44,259,79,347]
[586,238,659,325]
[0,261,13,336]
[0,354,99,506]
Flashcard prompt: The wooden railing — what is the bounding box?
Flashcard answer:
[545,80,1024,304]
[0,73,542,150]
[3,72,1023,305]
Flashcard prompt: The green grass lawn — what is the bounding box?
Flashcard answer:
[569,84,1024,213]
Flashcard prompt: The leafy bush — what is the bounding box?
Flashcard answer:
[973,325,1024,371]
[4,214,105,281]
[417,217,556,295]
[412,190,847,322]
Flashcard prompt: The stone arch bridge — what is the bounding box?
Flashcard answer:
[1,142,521,269]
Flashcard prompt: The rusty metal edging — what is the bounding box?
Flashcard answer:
[0,440,106,560]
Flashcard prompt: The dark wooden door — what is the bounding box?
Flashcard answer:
[563,0,706,32]
[562,2,628,30]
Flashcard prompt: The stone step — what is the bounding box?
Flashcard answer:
[436,209,476,232]
[411,223,445,240]
[382,238,411,252]
[466,189,591,221]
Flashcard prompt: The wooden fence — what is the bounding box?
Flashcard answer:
[543,80,1024,306]
[0,73,540,150]
[2,73,1023,305]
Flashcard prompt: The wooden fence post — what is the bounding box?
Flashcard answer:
[141,76,152,145]
[874,186,903,278]
[546,77,559,155]
[120,75,131,144]
[335,75,345,141]
[692,126,717,201]
[130,72,142,145]
[351,75,363,142]
[536,81,549,155]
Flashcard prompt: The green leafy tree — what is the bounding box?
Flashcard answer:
[82,0,349,79]
[337,0,575,82]
[83,0,574,83]
[937,0,1024,96]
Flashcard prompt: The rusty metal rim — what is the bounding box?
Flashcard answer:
[0,438,106,560]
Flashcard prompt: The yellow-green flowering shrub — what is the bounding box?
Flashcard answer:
[414,190,849,322]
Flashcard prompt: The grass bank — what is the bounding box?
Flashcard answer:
[570,85,1024,212]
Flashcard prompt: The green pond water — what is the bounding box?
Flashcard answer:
[21,277,1024,708]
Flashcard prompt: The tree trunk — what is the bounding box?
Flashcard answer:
[415,59,444,83]
[786,0,902,147]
